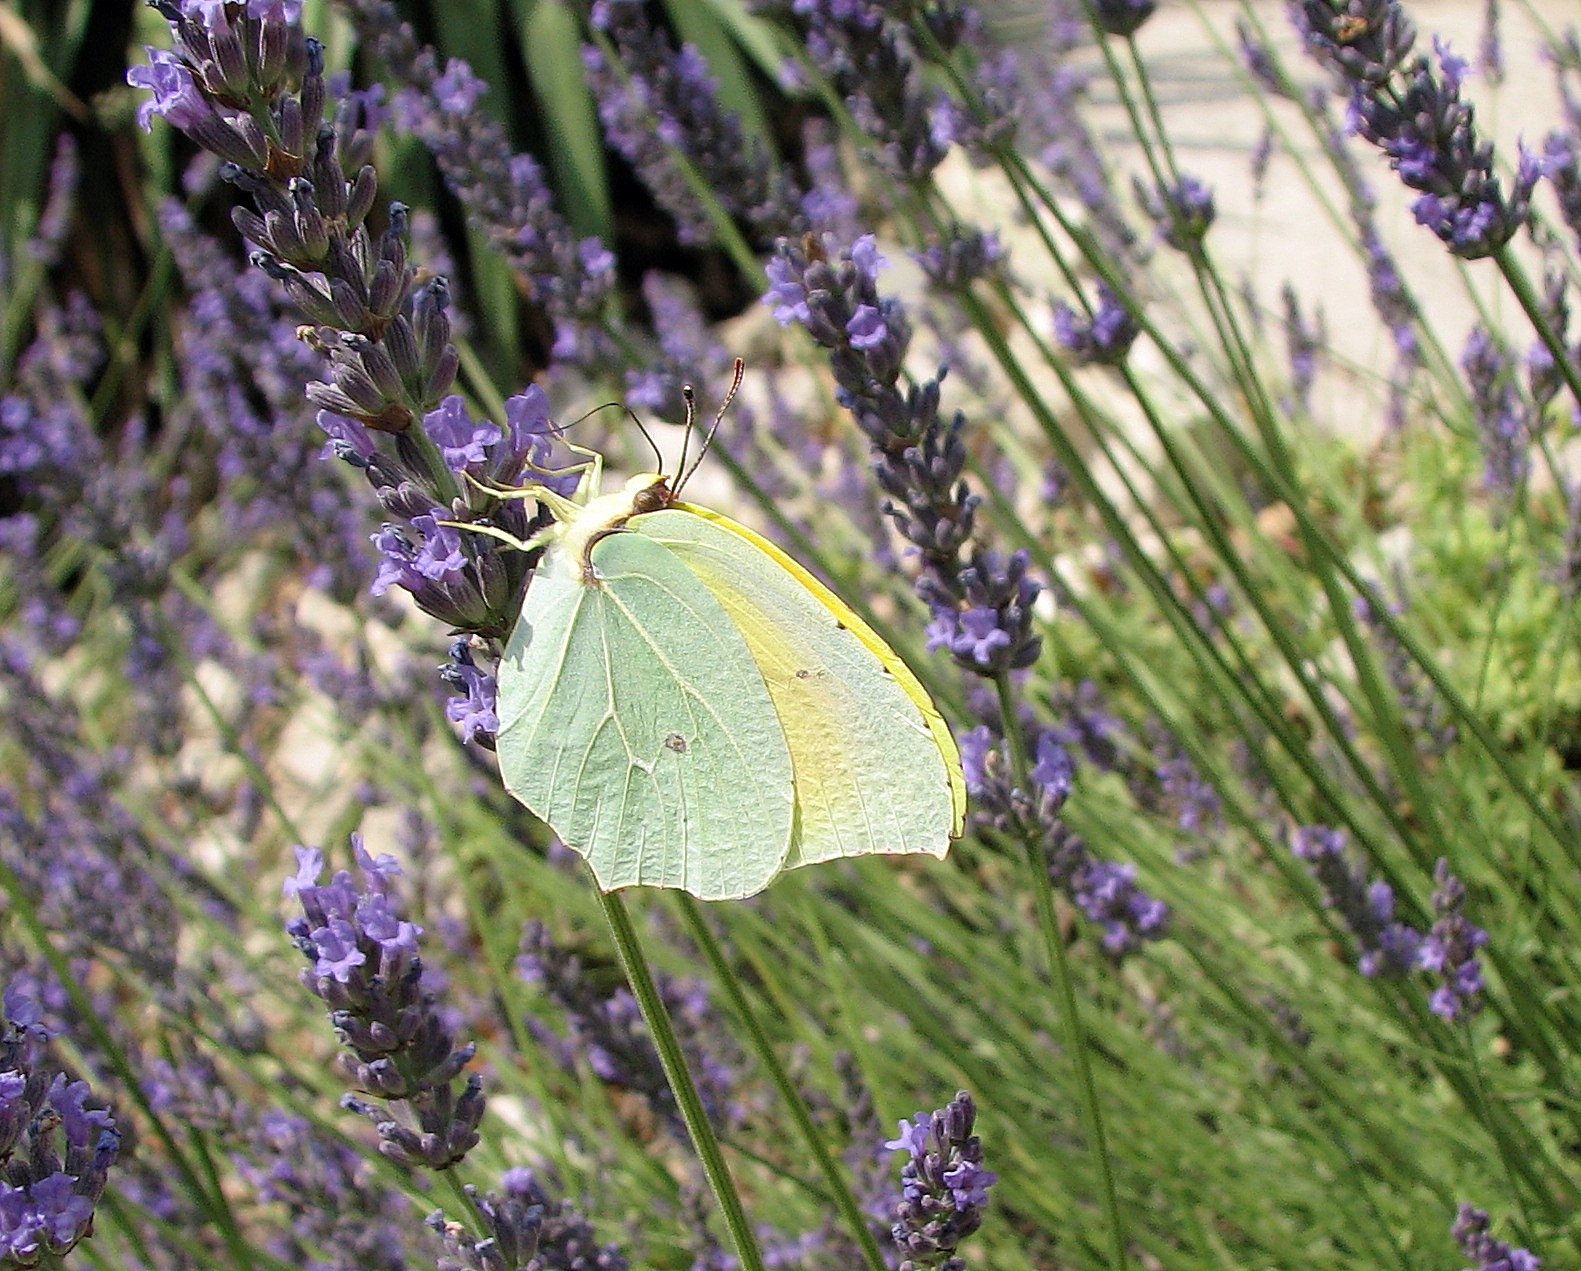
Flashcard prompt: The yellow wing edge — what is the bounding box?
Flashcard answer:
[673,501,968,838]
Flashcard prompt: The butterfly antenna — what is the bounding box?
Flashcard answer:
[625,406,666,475]
[675,358,744,497]
[673,382,697,485]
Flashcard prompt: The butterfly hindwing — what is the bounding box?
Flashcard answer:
[496,529,796,900]
[633,506,964,872]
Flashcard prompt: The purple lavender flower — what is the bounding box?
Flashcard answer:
[800,120,864,238]
[1418,860,1488,1020]
[1281,284,1325,412]
[964,726,1168,956]
[132,3,566,650]
[25,135,79,269]
[1461,327,1531,504]
[914,228,1004,290]
[885,1091,996,1271]
[1051,679,1125,772]
[1238,22,1295,98]
[428,1167,628,1271]
[1525,272,1568,414]
[1546,130,1581,249]
[337,0,615,365]
[757,1,952,181]
[0,984,118,1267]
[765,233,1041,677]
[585,0,800,246]
[439,638,499,748]
[1152,734,1223,837]
[1293,5,1538,259]
[517,924,746,1140]
[1452,1205,1539,1271]
[1138,174,1216,251]
[624,272,754,429]
[1289,826,1423,978]
[285,838,485,1168]
[1053,283,1140,366]
[233,1108,417,1269]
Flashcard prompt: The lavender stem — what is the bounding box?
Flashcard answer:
[992,674,1130,1271]
[674,896,891,1271]
[595,889,766,1271]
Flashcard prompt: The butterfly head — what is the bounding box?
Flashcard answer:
[626,472,677,515]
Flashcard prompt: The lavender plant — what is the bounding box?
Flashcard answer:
[0,0,1575,1266]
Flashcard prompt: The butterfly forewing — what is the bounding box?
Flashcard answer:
[496,531,796,900]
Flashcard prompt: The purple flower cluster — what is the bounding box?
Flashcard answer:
[334,0,615,365]
[1137,174,1216,252]
[1281,284,1326,412]
[884,1091,996,1271]
[765,234,1040,677]
[1150,728,1224,838]
[1420,860,1489,1020]
[962,726,1169,957]
[1452,1205,1539,1271]
[284,838,485,1169]
[1291,830,1487,1016]
[234,1108,417,1268]
[1053,283,1140,366]
[129,0,599,741]
[755,1,955,182]
[428,1167,628,1271]
[1290,825,1423,978]
[345,385,569,644]
[624,273,750,426]
[1292,2,1539,259]
[1461,327,1532,504]
[584,0,800,247]
[0,985,118,1267]
[517,923,745,1139]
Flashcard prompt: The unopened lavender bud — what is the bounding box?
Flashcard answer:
[258,14,290,85]
[384,315,421,383]
[263,207,307,260]
[368,261,405,321]
[328,276,371,329]
[332,361,388,414]
[347,165,378,225]
[425,346,460,403]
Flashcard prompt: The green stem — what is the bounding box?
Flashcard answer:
[994,676,1129,1271]
[676,897,891,1271]
[596,889,767,1271]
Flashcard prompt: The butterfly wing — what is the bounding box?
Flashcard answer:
[496,529,796,900]
[634,505,965,873]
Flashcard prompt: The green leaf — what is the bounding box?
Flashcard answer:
[515,0,613,242]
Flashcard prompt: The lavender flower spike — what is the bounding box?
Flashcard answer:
[1452,1204,1540,1271]
[885,1091,997,1271]
[0,984,119,1267]
[1419,860,1488,1021]
[285,837,485,1169]
[427,1167,628,1271]
[1293,4,1539,259]
[764,233,1041,676]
